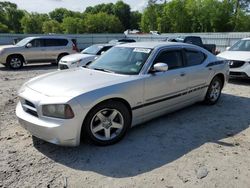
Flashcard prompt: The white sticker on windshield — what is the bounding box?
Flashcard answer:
[133,48,151,53]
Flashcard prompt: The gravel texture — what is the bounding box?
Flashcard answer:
[0,64,250,188]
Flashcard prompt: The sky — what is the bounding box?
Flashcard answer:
[1,0,148,13]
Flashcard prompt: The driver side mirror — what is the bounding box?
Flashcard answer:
[26,43,32,48]
[151,63,169,72]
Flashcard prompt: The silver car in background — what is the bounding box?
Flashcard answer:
[16,42,229,146]
[0,36,78,69]
[58,44,114,70]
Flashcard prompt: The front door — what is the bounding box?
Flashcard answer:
[24,39,48,63]
[143,48,189,118]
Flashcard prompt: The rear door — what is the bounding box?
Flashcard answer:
[44,39,69,61]
[183,48,212,98]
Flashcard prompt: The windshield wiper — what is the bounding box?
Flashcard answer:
[93,68,115,73]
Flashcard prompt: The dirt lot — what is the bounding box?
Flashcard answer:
[0,64,250,188]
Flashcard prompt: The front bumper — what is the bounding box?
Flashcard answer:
[16,102,81,146]
[229,63,250,79]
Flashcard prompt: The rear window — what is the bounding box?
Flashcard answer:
[185,37,202,45]
[44,39,68,47]
[185,50,206,66]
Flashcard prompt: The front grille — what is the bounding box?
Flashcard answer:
[59,64,69,70]
[230,71,249,78]
[228,60,245,68]
[22,99,38,117]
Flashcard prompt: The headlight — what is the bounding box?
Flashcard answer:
[42,104,74,119]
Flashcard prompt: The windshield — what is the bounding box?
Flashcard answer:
[81,45,102,55]
[15,37,32,46]
[229,40,250,51]
[88,46,152,75]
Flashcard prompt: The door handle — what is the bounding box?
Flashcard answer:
[180,72,186,77]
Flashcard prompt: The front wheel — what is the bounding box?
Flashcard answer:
[204,77,223,105]
[7,55,23,69]
[83,101,131,146]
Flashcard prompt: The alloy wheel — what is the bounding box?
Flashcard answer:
[90,108,124,141]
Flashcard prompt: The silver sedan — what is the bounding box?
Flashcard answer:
[16,42,229,146]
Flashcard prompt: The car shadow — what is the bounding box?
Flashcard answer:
[33,93,250,178]
[0,63,57,72]
[229,78,250,86]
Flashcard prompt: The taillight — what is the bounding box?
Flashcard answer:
[72,43,78,52]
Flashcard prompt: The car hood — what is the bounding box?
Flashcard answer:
[60,53,96,62]
[25,68,135,97]
[217,51,250,61]
[0,45,17,50]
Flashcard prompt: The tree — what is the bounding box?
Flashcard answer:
[21,13,49,33]
[42,20,62,33]
[0,2,25,33]
[61,17,85,34]
[85,3,114,15]
[113,1,131,29]
[84,12,123,33]
[49,8,78,23]
[141,3,162,32]
[0,23,9,33]
[130,11,142,30]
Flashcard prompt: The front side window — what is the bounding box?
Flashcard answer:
[229,40,250,51]
[185,50,206,66]
[30,39,45,47]
[88,47,152,75]
[154,50,183,70]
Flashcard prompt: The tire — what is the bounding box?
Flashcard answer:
[83,101,131,146]
[204,76,223,105]
[7,55,23,69]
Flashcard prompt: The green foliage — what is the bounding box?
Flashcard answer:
[0,23,9,33]
[49,8,81,23]
[21,13,49,34]
[0,1,25,33]
[61,17,85,34]
[0,0,249,34]
[84,12,123,33]
[141,0,250,33]
[42,20,62,33]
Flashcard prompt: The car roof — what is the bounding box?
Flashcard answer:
[117,41,193,49]
[24,36,71,40]
[91,43,114,47]
[242,37,250,40]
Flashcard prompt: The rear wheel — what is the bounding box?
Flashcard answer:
[7,55,23,69]
[204,76,223,105]
[83,101,131,146]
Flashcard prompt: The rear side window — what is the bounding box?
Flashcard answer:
[44,39,68,47]
[154,50,183,70]
[185,37,202,46]
[185,50,206,66]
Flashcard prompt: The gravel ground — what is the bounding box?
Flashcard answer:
[0,64,250,188]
